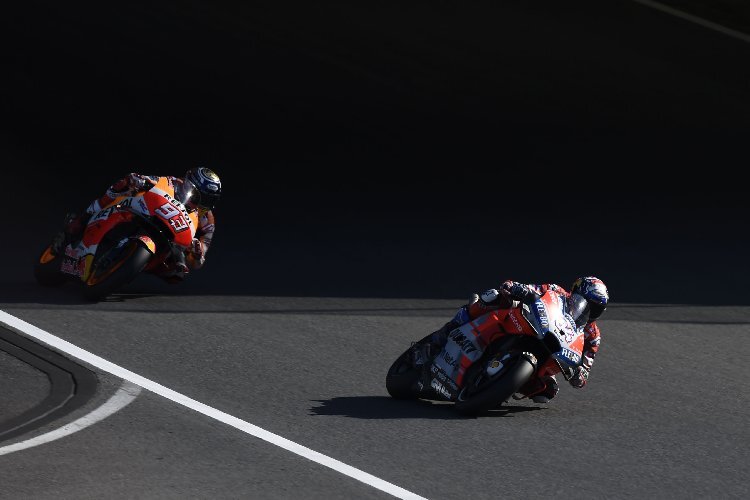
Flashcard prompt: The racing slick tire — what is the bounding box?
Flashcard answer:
[82,241,152,302]
[454,354,535,416]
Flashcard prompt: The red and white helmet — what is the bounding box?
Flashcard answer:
[571,276,609,321]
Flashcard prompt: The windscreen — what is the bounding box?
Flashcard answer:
[174,179,201,213]
[568,293,591,327]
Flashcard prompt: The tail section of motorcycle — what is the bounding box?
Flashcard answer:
[33,241,70,287]
[385,333,438,400]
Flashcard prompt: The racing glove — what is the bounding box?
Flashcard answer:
[500,280,536,300]
[569,366,589,388]
[127,173,153,191]
[190,238,205,258]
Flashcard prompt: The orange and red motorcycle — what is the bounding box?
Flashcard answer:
[34,177,201,301]
[386,290,588,415]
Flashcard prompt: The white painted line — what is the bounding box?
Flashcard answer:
[0,381,141,456]
[631,0,750,44]
[0,311,427,500]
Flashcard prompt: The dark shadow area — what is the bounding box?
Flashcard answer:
[309,396,542,420]
[3,1,749,304]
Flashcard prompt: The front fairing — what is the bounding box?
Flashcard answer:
[142,181,198,248]
[522,294,584,368]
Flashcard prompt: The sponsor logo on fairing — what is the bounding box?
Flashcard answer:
[448,330,478,355]
[509,311,523,331]
[534,302,549,329]
[60,257,77,275]
[433,367,458,390]
[558,314,577,343]
[89,206,117,223]
[560,347,581,364]
[430,379,452,399]
[442,350,459,369]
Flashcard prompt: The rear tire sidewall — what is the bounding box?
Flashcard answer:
[385,333,433,400]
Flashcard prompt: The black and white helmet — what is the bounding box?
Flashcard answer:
[185,167,221,212]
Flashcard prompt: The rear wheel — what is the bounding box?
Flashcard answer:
[386,334,433,400]
[454,354,535,416]
[33,245,68,287]
[82,240,152,301]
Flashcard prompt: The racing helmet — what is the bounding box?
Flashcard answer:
[185,167,222,212]
[571,276,609,322]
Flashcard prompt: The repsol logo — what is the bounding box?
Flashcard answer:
[449,331,477,355]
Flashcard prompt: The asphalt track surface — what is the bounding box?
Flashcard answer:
[0,294,749,499]
[2,0,750,499]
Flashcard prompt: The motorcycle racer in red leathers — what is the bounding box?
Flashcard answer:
[431,276,608,403]
[54,167,221,283]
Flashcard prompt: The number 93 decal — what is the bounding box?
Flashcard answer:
[155,202,190,233]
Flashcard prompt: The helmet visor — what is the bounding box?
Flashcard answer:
[589,301,606,321]
[175,180,201,212]
[568,293,591,327]
[198,190,220,211]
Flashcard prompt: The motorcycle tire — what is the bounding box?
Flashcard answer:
[454,355,535,416]
[82,240,152,302]
[33,246,68,287]
[385,334,433,400]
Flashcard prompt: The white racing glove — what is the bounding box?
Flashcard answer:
[190,238,205,258]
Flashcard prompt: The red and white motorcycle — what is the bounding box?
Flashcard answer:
[386,289,587,415]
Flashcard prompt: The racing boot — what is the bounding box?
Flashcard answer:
[50,230,67,256]
[63,211,90,243]
[51,211,89,255]
[157,246,190,284]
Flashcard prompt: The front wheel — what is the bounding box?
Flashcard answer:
[454,354,535,416]
[82,240,152,301]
